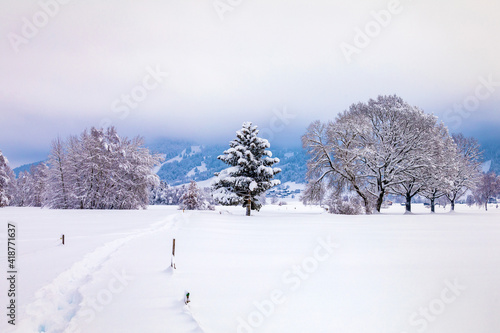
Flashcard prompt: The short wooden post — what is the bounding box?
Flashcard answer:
[61,234,65,245]
[171,238,176,269]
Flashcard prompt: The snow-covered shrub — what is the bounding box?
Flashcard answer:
[179,181,213,210]
[327,196,363,215]
[150,181,185,205]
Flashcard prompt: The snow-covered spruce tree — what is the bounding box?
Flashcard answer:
[212,122,281,216]
[0,150,13,207]
[445,133,482,211]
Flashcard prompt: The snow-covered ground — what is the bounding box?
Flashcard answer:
[1,204,499,333]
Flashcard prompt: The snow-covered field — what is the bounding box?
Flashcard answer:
[1,204,499,333]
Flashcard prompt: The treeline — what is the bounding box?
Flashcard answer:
[0,127,162,209]
[2,98,499,213]
[150,180,215,210]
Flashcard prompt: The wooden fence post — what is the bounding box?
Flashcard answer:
[171,238,176,269]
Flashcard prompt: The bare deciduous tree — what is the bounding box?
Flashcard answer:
[473,172,500,211]
[445,133,482,211]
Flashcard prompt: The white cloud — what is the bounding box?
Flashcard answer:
[1,0,499,166]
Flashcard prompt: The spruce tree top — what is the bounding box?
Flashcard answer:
[220,122,277,167]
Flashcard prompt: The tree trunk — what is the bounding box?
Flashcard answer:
[376,191,384,212]
[352,183,371,214]
[485,202,488,211]
[450,199,455,211]
[430,197,435,213]
[246,197,251,216]
[405,193,412,213]
[362,196,371,214]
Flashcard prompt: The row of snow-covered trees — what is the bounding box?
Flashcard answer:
[150,181,186,205]
[1,114,491,214]
[1,127,162,209]
[1,122,280,215]
[150,180,215,210]
[0,150,16,207]
[302,95,483,214]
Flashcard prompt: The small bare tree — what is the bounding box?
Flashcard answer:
[473,172,500,211]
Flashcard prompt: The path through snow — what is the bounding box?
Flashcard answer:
[15,212,203,333]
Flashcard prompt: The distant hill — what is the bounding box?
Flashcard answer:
[13,161,43,177]
[480,140,500,174]
[147,138,307,186]
[10,138,307,186]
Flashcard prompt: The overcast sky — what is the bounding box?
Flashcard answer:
[1,0,499,167]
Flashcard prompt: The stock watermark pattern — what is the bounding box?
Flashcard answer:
[259,107,296,142]
[213,0,244,21]
[340,0,404,64]
[236,236,339,332]
[6,223,17,326]
[100,65,168,128]
[402,279,466,333]
[78,268,134,323]
[8,0,74,53]
[443,74,499,130]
